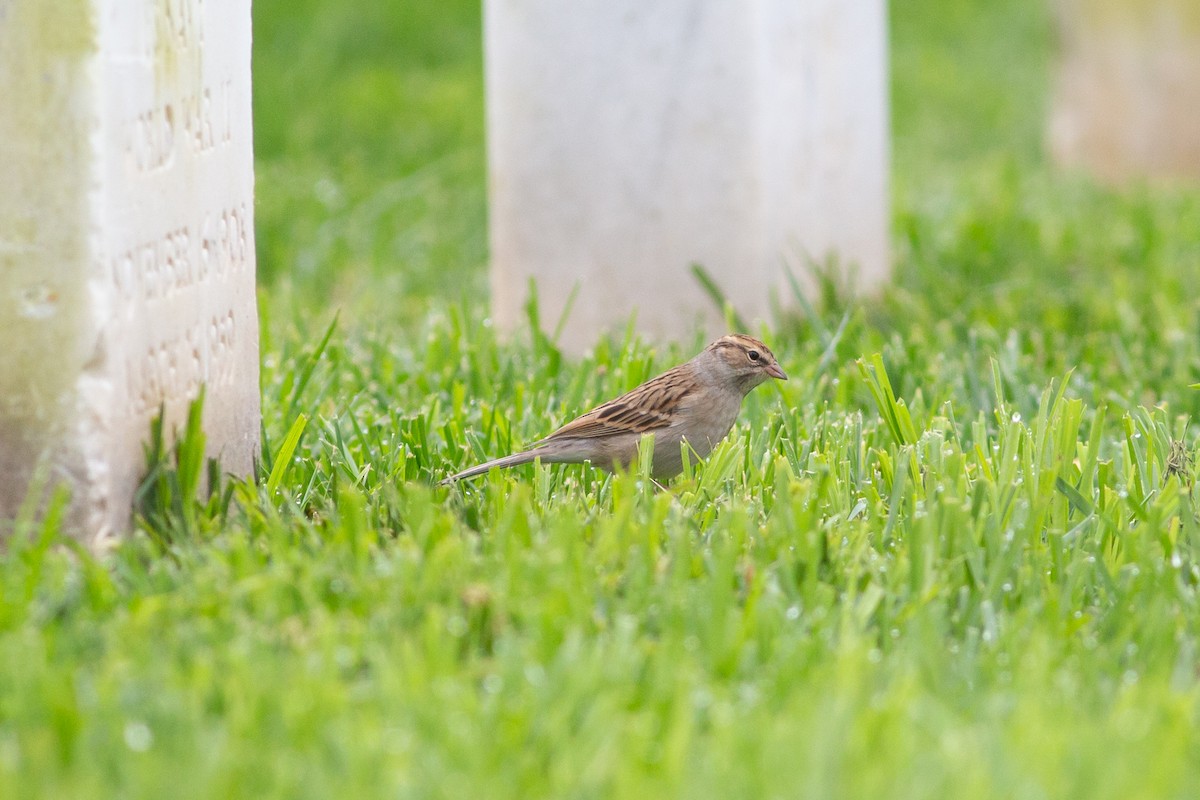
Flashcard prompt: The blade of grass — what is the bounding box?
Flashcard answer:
[691,263,749,332]
[267,413,310,498]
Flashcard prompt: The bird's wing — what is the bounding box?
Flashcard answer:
[538,367,695,442]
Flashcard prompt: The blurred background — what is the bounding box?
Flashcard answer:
[253,1,487,319]
[250,0,1200,371]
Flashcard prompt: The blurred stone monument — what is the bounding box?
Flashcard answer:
[1049,0,1200,182]
[485,0,890,352]
[0,0,260,547]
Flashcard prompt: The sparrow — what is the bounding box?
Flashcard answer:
[440,334,786,483]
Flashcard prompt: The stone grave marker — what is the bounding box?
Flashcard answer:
[1049,0,1200,182]
[0,0,260,547]
[484,0,890,352]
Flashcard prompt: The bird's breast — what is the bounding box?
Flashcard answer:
[678,389,743,458]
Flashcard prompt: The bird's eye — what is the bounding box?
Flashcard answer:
[748,350,761,362]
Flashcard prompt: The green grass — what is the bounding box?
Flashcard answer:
[5,0,1200,797]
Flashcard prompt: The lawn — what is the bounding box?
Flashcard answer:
[5,0,1200,798]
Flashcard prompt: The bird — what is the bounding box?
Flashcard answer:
[440,334,786,484]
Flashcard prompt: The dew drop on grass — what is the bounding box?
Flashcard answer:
[1001,582,1013,593]
[524,665,546,687]
[314,177,342,207]
[447,615,468,637]
[1172,552,1183,568]
[785,605,800,621]
[1011,412,1021,423]
[124,721,153,752]
[334,646,354,669]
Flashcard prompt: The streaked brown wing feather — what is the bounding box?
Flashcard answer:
[538,367,695,442]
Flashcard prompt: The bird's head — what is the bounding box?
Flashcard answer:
[706,333,787,394]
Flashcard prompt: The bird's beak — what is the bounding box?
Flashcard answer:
[765,363,787,381]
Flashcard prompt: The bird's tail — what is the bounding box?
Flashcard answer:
[439,447,552,485]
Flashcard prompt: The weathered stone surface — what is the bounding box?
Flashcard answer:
[485,0,890,352]
[1049,0,1200,182]
[0,0,259,546]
